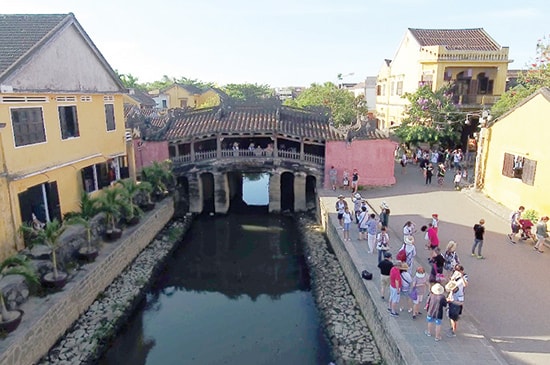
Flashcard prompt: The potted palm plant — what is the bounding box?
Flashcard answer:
[65,191,100,262]
[0,254,39,333]
[20,219,68,289]
[137,181,155,211]
[96,186,125,241]
[116,179,143,226]
[141,161,174,201]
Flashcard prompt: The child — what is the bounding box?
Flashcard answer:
[454,170,462,190]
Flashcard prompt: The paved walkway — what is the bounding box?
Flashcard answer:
[320,163,550,365]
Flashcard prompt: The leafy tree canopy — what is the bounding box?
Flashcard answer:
[492,35,550,117]
[284,82,362,127]
[393,84,462,147]
[221,83,273,101]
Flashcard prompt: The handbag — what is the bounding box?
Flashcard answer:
[433,263,446,282]
[409,286,418,301]
[361,270,373,280]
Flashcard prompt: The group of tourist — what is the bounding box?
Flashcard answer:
[507,205,549,253]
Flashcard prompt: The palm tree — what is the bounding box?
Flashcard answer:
[96,186,125,239]
[141,161,174,200]
[116,179,143,224]
[65,192,100,260]
[0,255,39,332]
[20,219,68,287]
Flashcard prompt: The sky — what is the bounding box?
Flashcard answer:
[2,0,549,87]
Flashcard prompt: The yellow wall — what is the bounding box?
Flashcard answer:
[197,89,221,108]
[482,92,550,215]
[0,93,126,258]
[164,85,197,109]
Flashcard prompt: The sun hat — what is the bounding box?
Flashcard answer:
[404,235,415,245]
[381,201,389,209]
[354,193,362,199]
[432,213,438,218]
[338,194,344,198]
[431,283,444,295]
[399,262,409,271]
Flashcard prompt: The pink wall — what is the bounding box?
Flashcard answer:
[325,139,397,187]
[134,139,169,172]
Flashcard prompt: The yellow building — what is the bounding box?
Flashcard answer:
[479,87,550,216]
[0,13,128,258]
[159,83,225,109]
[376,28,509,130]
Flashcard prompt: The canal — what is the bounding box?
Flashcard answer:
[98,174,332,365]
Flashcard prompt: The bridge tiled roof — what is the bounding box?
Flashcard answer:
[163,104,346,142]
[409,28,501,51]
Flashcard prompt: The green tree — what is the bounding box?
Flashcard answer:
[142,75,214,92]
[222,83,273,101]
[393,84,461,147]
[284,82,359,126]
[492,35,550,117]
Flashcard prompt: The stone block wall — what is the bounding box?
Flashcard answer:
[0,199,174,365]
[319,200,419,365]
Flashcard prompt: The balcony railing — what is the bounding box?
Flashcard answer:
[171,149,324,166]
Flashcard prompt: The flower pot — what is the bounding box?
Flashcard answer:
[0,309,24,334]
[125,216,140,226]
[42,271,68,289]
[78,247,99,262]
[141,202,155,212]
[105,228,123,242]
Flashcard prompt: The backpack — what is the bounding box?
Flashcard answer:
[396,245,407,262]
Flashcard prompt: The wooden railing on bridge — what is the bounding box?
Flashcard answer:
[171,149,325,166]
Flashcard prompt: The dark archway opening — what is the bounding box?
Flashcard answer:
[280,172,295,212]
[305,175,317,211]
[200,172,215,214]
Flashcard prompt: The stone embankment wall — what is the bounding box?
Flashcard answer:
[0,199,175,365]
[318,201,411,365]
[297,215,382,365]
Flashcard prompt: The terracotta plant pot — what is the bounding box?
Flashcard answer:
[0,309,24,334]
[141,202,155,212]
[125,216,140,226]
[105,228,123,242]
[42,271,68,289]
[78,247,99,262]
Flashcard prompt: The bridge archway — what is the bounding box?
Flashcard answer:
[280,172,295,212]
[200,172,215,214]
[306,175,317,210]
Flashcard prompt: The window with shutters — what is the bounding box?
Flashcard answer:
[11,107,46,146]
[105,104,115,131]
[502,152,536,185]
[58,105,80,139]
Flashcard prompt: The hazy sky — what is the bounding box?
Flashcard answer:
[2,0,549,87]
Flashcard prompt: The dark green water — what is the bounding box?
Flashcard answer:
[98,213,331,365]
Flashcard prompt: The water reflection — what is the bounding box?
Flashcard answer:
[99,214,331,365]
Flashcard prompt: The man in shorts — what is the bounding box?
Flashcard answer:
[377,251,393,300]
[329,166,338,191]
[388,262,403,316]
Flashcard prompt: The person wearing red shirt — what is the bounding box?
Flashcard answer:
[388,263,406,316]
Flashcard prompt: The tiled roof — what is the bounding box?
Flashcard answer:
[150,116,169,129]
[128,89,156,106]
[408,28,501,51]
[347,119,388,140]
[0,13,69,78]
[163,104,345,142]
